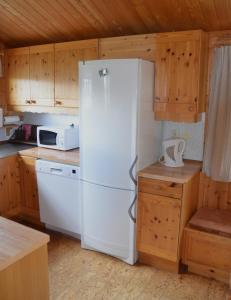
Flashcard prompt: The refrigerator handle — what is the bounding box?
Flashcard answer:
[128,193,137,223]
[129,155,138,186]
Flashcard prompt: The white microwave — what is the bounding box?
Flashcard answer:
[37,125,79,151]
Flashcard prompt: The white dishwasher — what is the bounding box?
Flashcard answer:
[36,159,81,237]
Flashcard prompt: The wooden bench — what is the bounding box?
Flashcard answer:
[182,208,231,292]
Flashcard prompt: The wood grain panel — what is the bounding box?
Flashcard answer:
[1,1,231,47]
[19,156,41,224]
[0,156,21,218]
[29,44,54,106]
[138,177,182,199]
[198,173,231,211]
[137,192,181,262]
[6,47,30,106]
[55,39,98,108]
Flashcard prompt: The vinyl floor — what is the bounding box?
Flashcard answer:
[47,231,229,300]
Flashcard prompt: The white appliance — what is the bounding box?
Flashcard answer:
[79,59,162,264]
[36,160,81,237]
[160,138,186,167]
[37,125,79,150]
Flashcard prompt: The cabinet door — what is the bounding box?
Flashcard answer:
[0,156,21,217]
[30,44,54,106]
[137,192,181,262]
[19,156,40,223]
[6,47,30,106]
[154,42,172,103]
[169,40,199,105]
[55,39,98,108]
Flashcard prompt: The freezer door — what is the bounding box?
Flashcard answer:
[79,59,139,190]
[81,180,136,265]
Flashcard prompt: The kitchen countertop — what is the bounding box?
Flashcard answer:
[19,147,80,166]
[0,217,49,271]
[138,160,202,184]
[0,142,35,158]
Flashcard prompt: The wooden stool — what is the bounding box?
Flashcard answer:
[182,208,231,292]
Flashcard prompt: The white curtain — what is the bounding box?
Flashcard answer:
[203,46,231,182]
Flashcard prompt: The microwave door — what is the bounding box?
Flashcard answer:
[39,130,58,146]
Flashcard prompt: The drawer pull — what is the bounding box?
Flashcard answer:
[55,100,62,105]
[31,100,36,104]
[25,100,31,104]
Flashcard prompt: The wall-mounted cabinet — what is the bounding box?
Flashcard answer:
[6,39,99,113]
[6,30,207,119]
[154,31,208,122]
[29,44,54,107]
[7,47,30,106]
[55,39,98,108]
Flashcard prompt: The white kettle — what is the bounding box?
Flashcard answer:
[160,138,186,167]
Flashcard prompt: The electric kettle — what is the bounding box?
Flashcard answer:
[160,138,186,167]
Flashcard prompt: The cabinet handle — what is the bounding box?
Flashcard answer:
[25,100,31,104]
[31,100,37,104]
[55,100,62,105]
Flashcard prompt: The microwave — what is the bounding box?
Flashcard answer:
[37,125,79,151]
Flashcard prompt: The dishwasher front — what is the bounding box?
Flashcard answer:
[36,159,81,237]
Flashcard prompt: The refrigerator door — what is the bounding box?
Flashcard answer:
[79,59,139,190]
[81,180,136,264]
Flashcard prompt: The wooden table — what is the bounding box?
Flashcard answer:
[0,217,50,300]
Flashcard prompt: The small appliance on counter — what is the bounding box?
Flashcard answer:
[9,124,39,145]
[37,124,79,150]
[160,138,186,167]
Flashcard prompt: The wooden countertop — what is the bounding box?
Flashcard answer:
[138,160,202,184]
[0,217,49,271]
[19,147,80,166]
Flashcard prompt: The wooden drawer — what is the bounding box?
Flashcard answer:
[138,177,183,199]
[182,226,231,283]
[137,192,181,262]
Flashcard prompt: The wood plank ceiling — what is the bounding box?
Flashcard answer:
[0,0,231,47]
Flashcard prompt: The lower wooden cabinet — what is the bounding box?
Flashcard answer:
[19,155,41,224]
[137,174,200,272]
[0,156,21,218]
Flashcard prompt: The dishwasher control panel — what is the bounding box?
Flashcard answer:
[36,159,80,179]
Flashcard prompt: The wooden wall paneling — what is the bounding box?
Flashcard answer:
[55,39,98,108]
[198,173,231,211]
[29,44,54,107]
[1,1,231,47]
[6,47,30,106]
[0,42,6,110]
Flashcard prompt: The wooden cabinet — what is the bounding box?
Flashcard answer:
[6,47,30,106]
[55,39,98,108]
[19,156,41,224]
[29,44,54,107]
[0,156,21,218]
[154,30,208,122]
[6,45,54,108]
[137,171,200,272]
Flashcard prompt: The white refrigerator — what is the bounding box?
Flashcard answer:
[79,59,162,265]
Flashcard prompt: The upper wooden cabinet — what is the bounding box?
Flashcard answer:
[55,39,98,108]
[7,47,30,106]
[6,45,54,108]
[30,44,54,107]
[154,31,208,122]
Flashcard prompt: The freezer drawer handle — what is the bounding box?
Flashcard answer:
[129,155,138,186]
[128,194,137,223]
